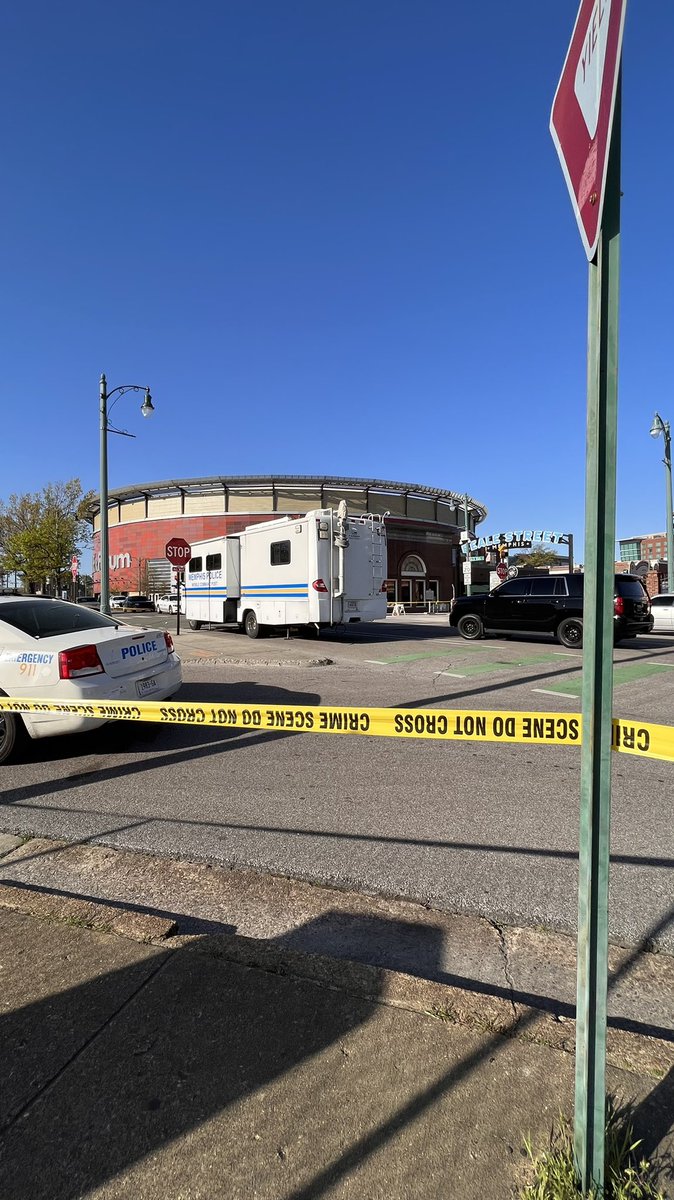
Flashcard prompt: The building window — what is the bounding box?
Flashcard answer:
[400,554,426,576]
[619,540,640,562]
[271,540,291,566]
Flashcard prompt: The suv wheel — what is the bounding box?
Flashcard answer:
[557,617,583,648]
[457,613,484,641]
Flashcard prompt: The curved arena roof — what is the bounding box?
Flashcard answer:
[91,474,488,525]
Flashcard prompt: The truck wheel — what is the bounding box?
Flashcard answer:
[0,712,19,765]
[457,614,483,640]
[557,617,583,648]
[188,620,202,631]
[244,611,262,639]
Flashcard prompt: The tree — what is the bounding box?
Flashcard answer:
[511,548,562,568]
[0,479,94,594]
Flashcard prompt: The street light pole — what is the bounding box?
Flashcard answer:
[99,375,110,615]
[650,413,674,594]
[463,493,473,597]
[98,373,155,615]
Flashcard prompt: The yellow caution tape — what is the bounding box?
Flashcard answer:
[0,696,672,762]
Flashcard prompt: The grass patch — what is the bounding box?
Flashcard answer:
[427,1004,458,1024]
[519,1101,665,1198]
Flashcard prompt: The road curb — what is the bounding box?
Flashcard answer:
[0,882,177,942]
[1,869,672,1084]
[177,932,674,1081]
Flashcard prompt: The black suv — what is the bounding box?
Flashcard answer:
[450,573,653,648]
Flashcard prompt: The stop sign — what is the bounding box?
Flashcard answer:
[165,537,192,566]
[496,562,508,582]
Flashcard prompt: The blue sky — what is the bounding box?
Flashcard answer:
[1,1,672,559]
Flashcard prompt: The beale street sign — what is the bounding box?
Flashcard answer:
[464,529,571,555]
[550,0,627,260]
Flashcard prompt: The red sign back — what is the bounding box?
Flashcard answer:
[550,0,627,260]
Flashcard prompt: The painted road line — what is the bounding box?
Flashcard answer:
[437,671,467,678]
[363,660,389,665]
[431,653,568,679]
[375,650,475,664]
[533,688,579,699]
[535,661,669,698]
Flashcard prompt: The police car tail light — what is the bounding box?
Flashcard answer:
[312,579,328,593]
[164,631,174,653]
[58,645,105,679]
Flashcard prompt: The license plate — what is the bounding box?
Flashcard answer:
[347,601,358,610]
[137,677,159,697]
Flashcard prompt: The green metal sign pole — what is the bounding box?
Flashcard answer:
[463,494,473,596]
[574,76,622,1195]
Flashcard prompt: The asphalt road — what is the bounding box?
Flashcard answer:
[1,617,673,951]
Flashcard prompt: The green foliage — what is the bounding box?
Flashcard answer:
[0,479,94,593]
[519,1104,664,1199]
[511,549,563,568]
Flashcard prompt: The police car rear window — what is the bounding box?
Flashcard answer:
[0,600,119,639]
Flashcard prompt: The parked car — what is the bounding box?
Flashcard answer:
[450,573,653,648]
[116,595,155,613]
[77,596,100,610]
[110,594,128,610]
[0,596,182,764]
[155,593,183,615]
[649,592,674,633]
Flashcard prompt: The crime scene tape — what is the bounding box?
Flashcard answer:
[0,696,673,763]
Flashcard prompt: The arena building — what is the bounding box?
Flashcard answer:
[91,475,487,609]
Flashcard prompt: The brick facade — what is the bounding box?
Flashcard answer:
[94,513,461,602]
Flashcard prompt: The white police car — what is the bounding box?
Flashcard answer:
[0,596,182,764]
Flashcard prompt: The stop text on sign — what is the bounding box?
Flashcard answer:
[165,538,192,564]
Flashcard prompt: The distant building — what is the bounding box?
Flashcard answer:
[618,533,668,564]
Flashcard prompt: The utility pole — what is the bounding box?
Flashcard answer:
[463,493,473,596]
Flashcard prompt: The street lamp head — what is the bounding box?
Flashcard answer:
[650,412,665,439]
[140,389,155,418]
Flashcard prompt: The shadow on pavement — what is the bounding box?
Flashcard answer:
[2,681,321,804]
[0,914,446,1199]
[1,909,672,1199]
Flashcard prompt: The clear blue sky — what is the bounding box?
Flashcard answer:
[1,1,672,558]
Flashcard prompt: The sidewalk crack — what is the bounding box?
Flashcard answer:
[1,948,175,1134]
[487,918,518,1022]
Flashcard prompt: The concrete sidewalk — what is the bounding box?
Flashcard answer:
[0,874,673,1197]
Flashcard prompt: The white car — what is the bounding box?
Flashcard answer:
[0,597,182,764]
[649,593,674,633]
[155,593,183,615]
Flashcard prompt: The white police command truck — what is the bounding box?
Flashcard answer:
[184,502,387,637]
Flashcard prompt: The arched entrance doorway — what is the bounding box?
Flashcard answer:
[399,553,438,609]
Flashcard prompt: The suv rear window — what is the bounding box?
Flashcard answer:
[529,578,558,597]
[616,578,648,600]
[494,579,530,596]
